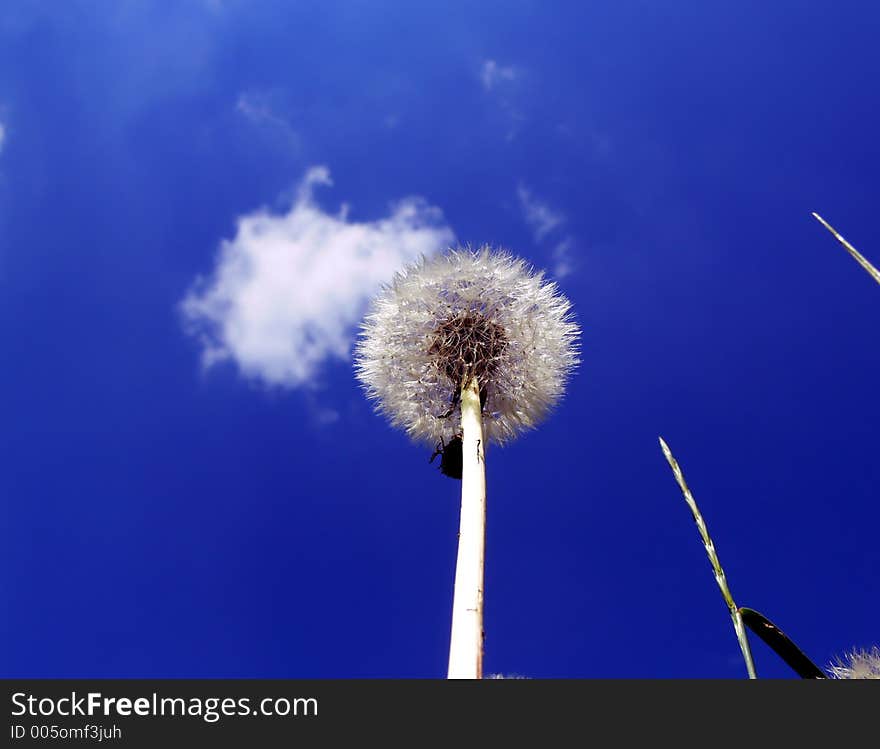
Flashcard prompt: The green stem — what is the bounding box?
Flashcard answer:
[659,437,757,679]
[812,212,880,286]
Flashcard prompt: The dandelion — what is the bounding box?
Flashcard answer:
[355,246,579,679]
[827,647,880,679]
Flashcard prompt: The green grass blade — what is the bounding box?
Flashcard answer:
[738,607,826,679]
[812,212,880,286]
[659,437,757,679]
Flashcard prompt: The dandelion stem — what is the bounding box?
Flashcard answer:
[812,212,880,286]
[447,377,487,679]
[658,437,757,679]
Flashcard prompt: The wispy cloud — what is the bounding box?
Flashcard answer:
[236,91,287,128]
[551,238,574,279]
[0,121,5,155]
[517,184,564,242]
[181,166,455,388]
[235,90,300,150]
[517,183,575,279]
[480,60,518,91]
[479,59,524,141]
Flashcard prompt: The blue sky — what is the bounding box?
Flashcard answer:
[1,1,878,678]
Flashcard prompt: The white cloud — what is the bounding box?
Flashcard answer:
[517,184,576,279]
[181,166,455,388]
[480,60,518,91]
[0,121,5,154]
[235,90,300,150]
[236,91,282,127]
[517,184,564,242]
[551,238,575,279]
[479,60,524,141]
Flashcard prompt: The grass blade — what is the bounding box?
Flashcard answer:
[659,436,757,679]
[812,212,880,286]
[738,607,826,679]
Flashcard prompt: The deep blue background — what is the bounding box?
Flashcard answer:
[1,1,877,678]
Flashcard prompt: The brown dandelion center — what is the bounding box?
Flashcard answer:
[428,311,508,388]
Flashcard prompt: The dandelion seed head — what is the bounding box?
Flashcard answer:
[827,646,880,679]
[354,246,580,445]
